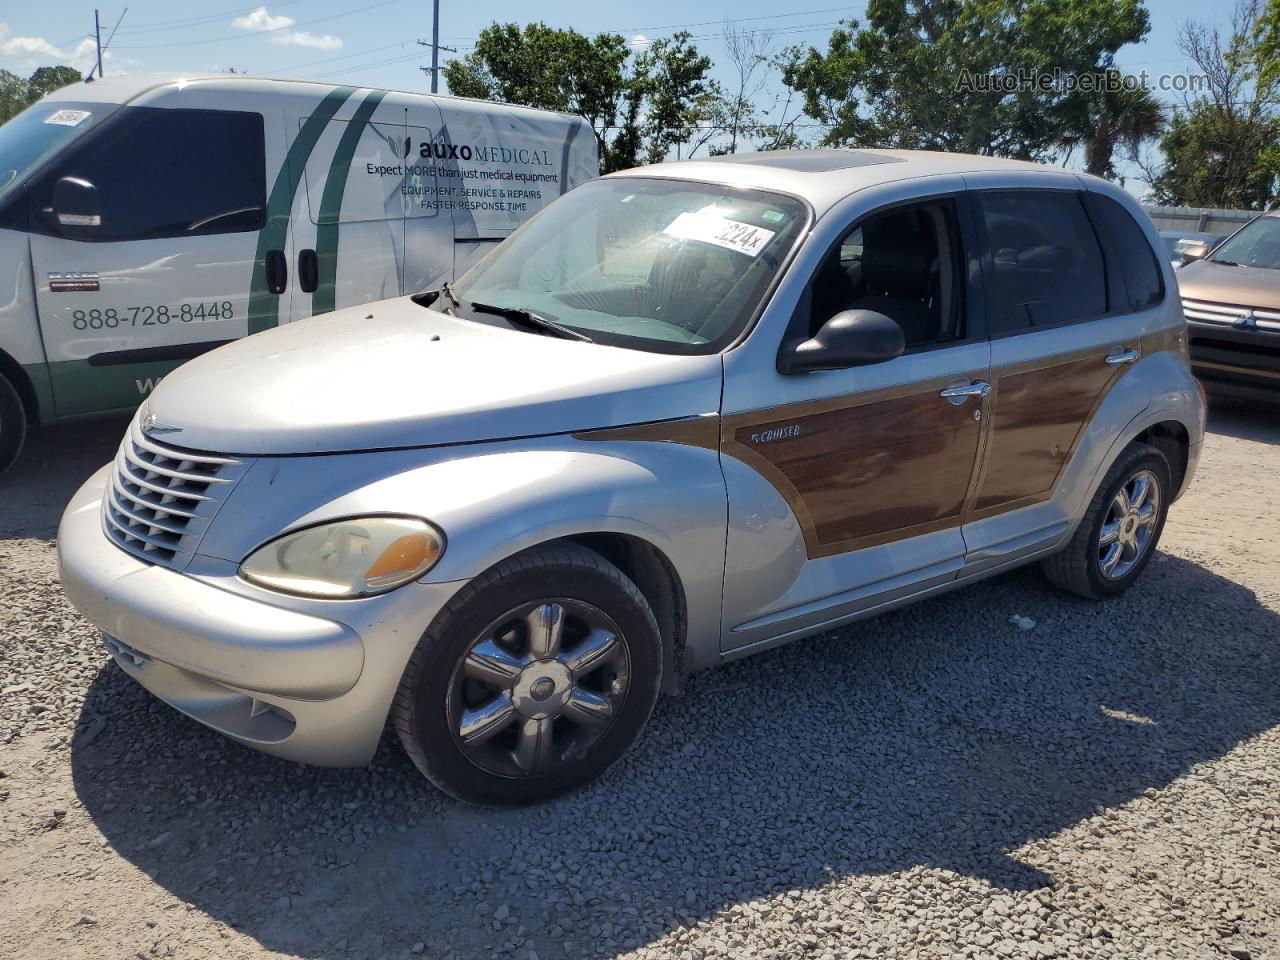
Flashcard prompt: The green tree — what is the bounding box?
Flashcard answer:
[444,23,718,172]
[777,0,1150,161]
[1057,69,1164,179]
[1150,1,1280,208]
[1,65,83,124]
[634,33,718,164]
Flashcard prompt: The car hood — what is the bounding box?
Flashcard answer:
[1176,258,1280,311]
[143,297,723,455]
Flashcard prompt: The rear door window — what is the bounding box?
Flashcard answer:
[39,107,265,241]
[977,190,1107,334]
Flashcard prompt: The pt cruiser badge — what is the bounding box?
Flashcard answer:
[58,149,1205,806]
[750,425,802,444]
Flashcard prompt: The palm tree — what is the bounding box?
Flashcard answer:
[1059,69,1165,180]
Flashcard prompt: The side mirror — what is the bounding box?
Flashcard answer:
[50,176,101,238]
[778,309,906,375]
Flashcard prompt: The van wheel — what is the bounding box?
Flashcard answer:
[0,373,27,475]
[393,542,662,805]
[1042,442,1171,600]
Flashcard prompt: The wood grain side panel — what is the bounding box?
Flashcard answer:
[724,386,982,556]
[973,353,1120,513]
[574,415,721,450]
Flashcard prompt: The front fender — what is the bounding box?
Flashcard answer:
[198,434,729,663]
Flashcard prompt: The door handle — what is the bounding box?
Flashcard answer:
[298,249,318,293]
[940,381,992,404]
[265,249,287,295]
[1105,347,1139,365]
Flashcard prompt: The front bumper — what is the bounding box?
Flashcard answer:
[1188,320,1280,401]
[58,466,464,767]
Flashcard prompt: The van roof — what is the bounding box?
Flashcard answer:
[610,149,1083,215]
[43,73,585,123]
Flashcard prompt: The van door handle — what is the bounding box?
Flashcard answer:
[1105,347,1139,365]
[940,381,992,404]
[265,249,287,295]
[298,249,318,293]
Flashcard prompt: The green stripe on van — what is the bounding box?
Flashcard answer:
[312,89,388,316]
[247,86,356,335]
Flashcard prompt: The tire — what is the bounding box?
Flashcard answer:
[1042,441,1172,600]
[0,373,27,476]
[393,542,663,805]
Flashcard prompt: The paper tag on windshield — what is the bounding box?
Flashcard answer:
[45,109,91,127]
[663,211,776,257]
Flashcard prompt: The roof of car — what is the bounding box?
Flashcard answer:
[609,148,1078,215]
[41,73,584,121]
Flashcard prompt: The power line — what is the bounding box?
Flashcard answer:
[113,0,310,35]
[438,5,866,45]
[114,0,398,49]
[269,40,411,74]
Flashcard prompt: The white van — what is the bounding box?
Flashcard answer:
[0,74,598,469]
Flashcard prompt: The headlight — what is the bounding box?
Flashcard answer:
[240,516,445,598]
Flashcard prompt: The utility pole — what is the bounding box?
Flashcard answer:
[94,9,104,79]
[417,0,456,94]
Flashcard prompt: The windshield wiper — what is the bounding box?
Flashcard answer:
[1210,258,1240,267]
[469,301,594,342]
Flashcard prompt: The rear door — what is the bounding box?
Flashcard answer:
[27,99,280,417]
[961,176,1157,563]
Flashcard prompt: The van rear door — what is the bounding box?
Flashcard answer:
[27,99,285,417]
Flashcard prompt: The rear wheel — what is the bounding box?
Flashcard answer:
[393,542,663,805]
[0,373,27,475]
[1042,442,1171,600]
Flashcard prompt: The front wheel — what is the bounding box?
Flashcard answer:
[1042,442,1172,600]
[392,543,663,805]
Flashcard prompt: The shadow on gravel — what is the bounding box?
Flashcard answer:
[0,415,128,540]
[70,551,1280,959]
[1206,396,1280,446]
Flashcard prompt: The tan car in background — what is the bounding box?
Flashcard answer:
[1177,211,1280,402]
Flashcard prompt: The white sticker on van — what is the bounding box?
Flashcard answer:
[663,211,777,257]
[45,109,91,127]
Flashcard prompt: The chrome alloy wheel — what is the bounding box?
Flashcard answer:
[446,599,631,778]
[1097,468,1161,580]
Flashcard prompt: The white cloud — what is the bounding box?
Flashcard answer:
[0,23,66,57]
[270,30,342,49]
[628,34,651,49]
[230,8,342,50]
[231,7,296,32]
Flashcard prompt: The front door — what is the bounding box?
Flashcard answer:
[721,194,990,651]
[28,99,283,417]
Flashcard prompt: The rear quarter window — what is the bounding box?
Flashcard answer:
[1085,194,1165,311]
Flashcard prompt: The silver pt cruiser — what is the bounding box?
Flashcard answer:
[59,150,1205,804]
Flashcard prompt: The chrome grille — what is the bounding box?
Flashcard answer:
[103,420,249,569]
[1181,297,1280,331]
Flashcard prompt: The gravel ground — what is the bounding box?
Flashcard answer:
[1,402,1278,960]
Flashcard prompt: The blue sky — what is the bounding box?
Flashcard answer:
[0,0,1233,186]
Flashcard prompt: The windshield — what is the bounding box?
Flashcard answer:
[0,100,115,202]
[443,177,809,354]
[1210,216,1280,269]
